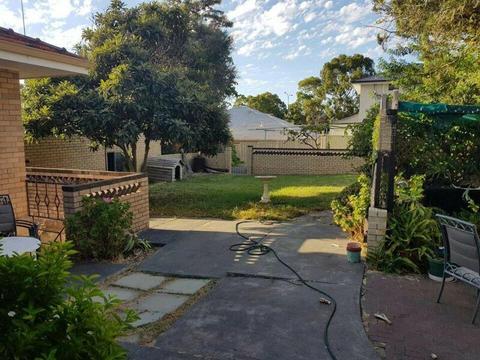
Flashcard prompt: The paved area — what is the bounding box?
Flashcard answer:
[364,271,480,359]
[127,213,378,360]
[70,261,126,282]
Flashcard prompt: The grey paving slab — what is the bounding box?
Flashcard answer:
[152,277,378,360]
[70,262,125,282]
[159,278,210,295]
[133,292,189,313]
[113,272,166,290]
[131,311,166,328]
[102,287,140,302]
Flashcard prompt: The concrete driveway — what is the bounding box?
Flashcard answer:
[126,212,378,360]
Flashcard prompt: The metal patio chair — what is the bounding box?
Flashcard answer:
[436,214,480,324]
[0,194,38,238]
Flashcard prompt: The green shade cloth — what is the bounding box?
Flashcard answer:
[398,101,480,122]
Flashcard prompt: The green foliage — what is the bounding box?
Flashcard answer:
[368,175,440,274]
[285,54,374,148]
[231,146,243,167]
[346,105,379,161]
[22,0,235,171]
[0,242,135,359]
[331,174,371,241]
[66,197,150,260]
[345,105,480,187]
[374,1,480,104]
[234,92,287,119]
[286,54,375,126]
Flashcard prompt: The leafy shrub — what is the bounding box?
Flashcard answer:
[368,175,441,274]
[66,197,150,260]
[0,242,135,359]
[331,174,370,241]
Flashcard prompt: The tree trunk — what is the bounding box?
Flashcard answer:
[131,142,137,172]
[119,144,135,172]
[140,137,151,172]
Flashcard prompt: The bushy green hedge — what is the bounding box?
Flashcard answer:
[0,242,136,359]
[66,197,150,261]
[331,174,370,242]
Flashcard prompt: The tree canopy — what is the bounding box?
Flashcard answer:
[22,0,236,171]
[234,92,287,119]
[285,54,375,148]
[374,0,480,104]
[286,54,375,126]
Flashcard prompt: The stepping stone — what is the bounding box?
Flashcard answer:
[113,272,166,291]
[133,292,189,314]
[131,311,167,328]
[102,287,140,302]
[159,278,210,295]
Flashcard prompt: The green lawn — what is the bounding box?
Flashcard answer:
[149,174,356,220]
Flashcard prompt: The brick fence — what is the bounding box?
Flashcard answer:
[248,147,364,176]
[26,168,149,234]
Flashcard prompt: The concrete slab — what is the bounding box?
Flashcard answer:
[102,286,140,302]
[152,277,378,360]
[113,272,166,291]
[131,311,166,328]
[133,292,189,313]
[159,278,210,295]
[139,215,362,283]
[70,262,125,282]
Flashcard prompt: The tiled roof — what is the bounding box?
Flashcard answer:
[0,27,82,59]
[351,75,389,84]
[228,106,300,141]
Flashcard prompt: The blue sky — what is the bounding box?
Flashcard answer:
[0,0,384,103]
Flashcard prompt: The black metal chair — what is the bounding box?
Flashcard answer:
[436,214,480,324]
[0,194,39,238]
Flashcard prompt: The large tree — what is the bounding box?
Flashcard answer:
[285,54,375,148]
[374,0,480,104]
[234,92,287,119]
[22,0,235,171]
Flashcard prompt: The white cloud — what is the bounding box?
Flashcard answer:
[283,44,309,60]
[227,0,258,20]
[0,2,23,31]
[41,24,85,49]
[324,0,333,9]
[335,26,375,48]
[230,0,299,43]
[304,12,316,22]
[338,2,371,24]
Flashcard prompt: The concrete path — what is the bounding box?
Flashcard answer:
[129,213,378,360]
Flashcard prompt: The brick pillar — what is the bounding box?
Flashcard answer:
[0,69,28,218]
[246,146,253,175]
[366,207,388,249]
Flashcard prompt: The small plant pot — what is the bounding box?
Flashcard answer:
[346,242,362,263]
[427,257,453,282]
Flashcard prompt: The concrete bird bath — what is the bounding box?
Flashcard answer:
[255,176,277,203]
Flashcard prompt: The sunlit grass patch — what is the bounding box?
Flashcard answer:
[149,174,356,220]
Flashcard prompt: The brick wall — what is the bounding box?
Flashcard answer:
[250,148,364,176]
[62,173,149,232]
[26,168,149,233]
[0,69,28,217]
[25,137,106,170]
[234,137,350,163]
